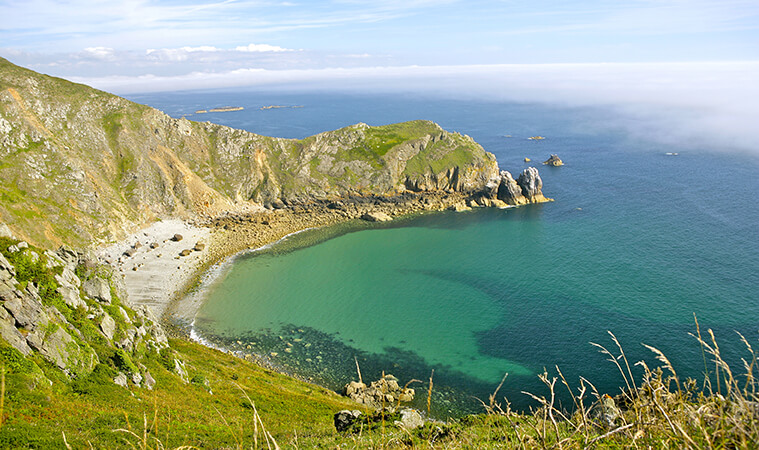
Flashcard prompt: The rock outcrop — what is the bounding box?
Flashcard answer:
[543,154,564,166]
[0,241,168,382]
[334,407,426,433]
[471,167,551,206]
[343,374,415,408]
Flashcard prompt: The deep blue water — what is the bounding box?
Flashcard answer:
[128,90,759,417]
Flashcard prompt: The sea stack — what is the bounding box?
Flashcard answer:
[543,154,564,166]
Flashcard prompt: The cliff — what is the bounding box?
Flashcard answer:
[0,57,549,250]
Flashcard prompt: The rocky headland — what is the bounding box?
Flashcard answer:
[0,56,551,327]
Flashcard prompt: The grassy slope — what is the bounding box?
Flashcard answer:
[1,337,362,448]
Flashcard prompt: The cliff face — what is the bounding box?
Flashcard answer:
[0,240,169,384]
[0,57,545,249]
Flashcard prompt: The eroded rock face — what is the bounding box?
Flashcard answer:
[476,167,550,206]
[83,277,112,304]
[517,167,545,202]
[0,245,169,380]
[497,170,528,205]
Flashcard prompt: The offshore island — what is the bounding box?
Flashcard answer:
[194,106,244,113]
[0,57,753,447]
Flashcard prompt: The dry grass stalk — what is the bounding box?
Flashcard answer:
[468,321,759,449]
[427,369,434,416]
[0,364,5,430]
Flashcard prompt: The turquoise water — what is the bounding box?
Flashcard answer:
[130,91,759,416]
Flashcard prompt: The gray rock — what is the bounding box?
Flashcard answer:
[17,241,28,250]
[517,167,544,201]
[171,233,183,242]
[57,246,79,265]
[343,374,414,408]
[44,250,67,269]
[0,253,16,280]
[591,394,621,428]
[131,371,143,386]
[118,306,132,324]
[0,223,15,239]
[174,358,189,383]
[4,292,44,329]
[179,249,192,257]
[143,371,156,390]
[58,284,87,310]
[193,242,205,252]
[396,408,424,430]
[334,410,362,432]
[56,265,81,288]
[0,312,32,355]
[27,324,98,375]
[497,170,527,205]
[100,313,116,340]
[114,372,128,387]
[344,381,366,397]
[83,277,112,304]
[55,264,86,309]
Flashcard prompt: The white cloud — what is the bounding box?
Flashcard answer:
[82,47,116,60]
[234,43,294,52]
[145,46,224,61]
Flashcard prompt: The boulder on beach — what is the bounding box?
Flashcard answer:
[361,211,393,222]
[171,234,183,242]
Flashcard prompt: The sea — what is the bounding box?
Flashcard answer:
[127,90,759,418]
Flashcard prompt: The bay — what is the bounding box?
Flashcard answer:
[128,90,759,417]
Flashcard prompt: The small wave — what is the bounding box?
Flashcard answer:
[189,319,224,351]
[244,227,317,254]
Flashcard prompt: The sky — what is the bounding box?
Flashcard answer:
[1,0,757,81]
[1,0,758,150]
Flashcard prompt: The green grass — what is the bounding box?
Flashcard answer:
[364,121,441,157]
[404,141,478,177]
[0,338,359,448]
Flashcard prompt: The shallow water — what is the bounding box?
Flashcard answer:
[129,91,759,417]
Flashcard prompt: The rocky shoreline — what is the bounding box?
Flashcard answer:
[102,165,552,339]
[161,191,494,331]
